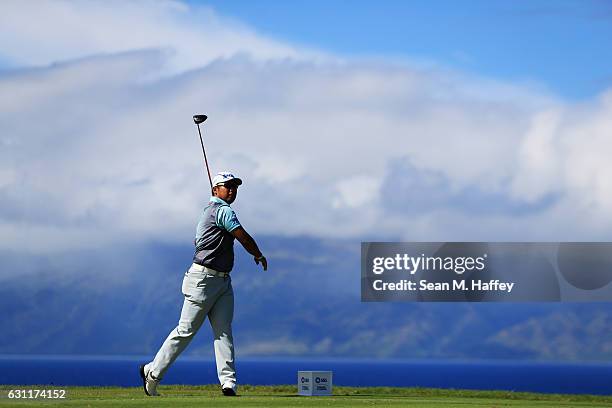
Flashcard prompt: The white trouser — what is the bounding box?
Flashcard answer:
[148,265,236,388]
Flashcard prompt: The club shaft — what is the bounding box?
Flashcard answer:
[196,123,213,189]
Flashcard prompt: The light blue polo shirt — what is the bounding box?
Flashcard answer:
[209,196,241,232]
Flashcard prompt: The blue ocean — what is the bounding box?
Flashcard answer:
[1,356,610,395]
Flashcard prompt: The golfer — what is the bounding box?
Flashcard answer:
[140,171,267,397]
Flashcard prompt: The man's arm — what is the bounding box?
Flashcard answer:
[231,226,267,271]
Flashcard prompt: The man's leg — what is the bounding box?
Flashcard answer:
[148,295,207,379]
[208,280,236,391]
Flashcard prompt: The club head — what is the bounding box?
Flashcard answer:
[193,114,208,124]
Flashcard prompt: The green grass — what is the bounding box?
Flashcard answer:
[1,385,611,407]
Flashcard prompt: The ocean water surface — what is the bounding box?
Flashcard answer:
[0,356,610,395]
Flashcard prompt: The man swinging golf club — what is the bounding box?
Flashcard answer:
[139,116,267,397]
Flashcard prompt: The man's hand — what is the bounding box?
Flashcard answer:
[255,255,268,271]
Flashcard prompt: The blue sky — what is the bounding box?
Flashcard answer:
[1,0,611,361]
[203,0,612,99]
[1,0,612,252]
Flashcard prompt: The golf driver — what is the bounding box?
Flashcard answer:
[193,114,213,189]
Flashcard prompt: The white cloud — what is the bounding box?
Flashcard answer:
[1,0,612,256]
[511,109,564,202]
[0,0,319,74]
[333,176,380,209]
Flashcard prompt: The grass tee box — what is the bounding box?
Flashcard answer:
[1,385,611,407]
[298,371,332,396]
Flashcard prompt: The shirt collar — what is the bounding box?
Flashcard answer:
[210,196,230,206]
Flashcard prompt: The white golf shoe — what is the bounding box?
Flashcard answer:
[222,382,237,396]
[139,363,160,396]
